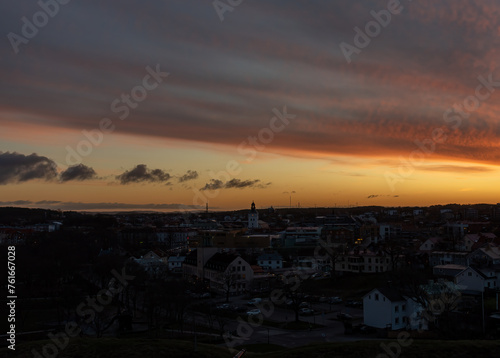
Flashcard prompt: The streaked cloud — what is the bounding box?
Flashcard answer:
[200,178,267,191]
[0,200,204,211]
[418,165,495,173]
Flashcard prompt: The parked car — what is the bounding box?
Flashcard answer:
[231,305,247,313]
[329,296,342,304]
[247,298,262,305]
[246,309,261,316]
[319,296,328,303]
[299,308,314,316]
[216,303,230,310]
[345,300,362,307]
[299,302,310,309]
[199,292,211,299]
[337,312,353,320]
[353,324,376,334]
[359,325,376,334]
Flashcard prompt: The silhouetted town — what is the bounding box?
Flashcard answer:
[1,202,500,355]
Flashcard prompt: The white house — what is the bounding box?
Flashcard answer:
[257,253,283,270]
[183,249,254,295]
[419,237,442,252]
[454,266,490,292]
[468,245,500,266]
[133,249,168,278]
[363,288,427,331]
[168,255,185,273]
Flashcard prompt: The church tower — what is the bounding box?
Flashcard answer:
[248,201,259,229]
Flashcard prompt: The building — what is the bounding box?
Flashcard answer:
[419,237,443,252]
[282,227,321,247]
[379,224,402,241]
[183,249,254,295]
[429,251,469,267]
[363,288,426,331]
[248,202,259,229]
[336,249,392,273]
[257,253,283,270]
[168,255,186,273]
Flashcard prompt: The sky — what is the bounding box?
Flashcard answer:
[1,0,500,212]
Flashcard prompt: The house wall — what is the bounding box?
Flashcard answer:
[455,269,485,292]
[363,290,405,329]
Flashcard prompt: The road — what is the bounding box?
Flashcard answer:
[189,295,378,349]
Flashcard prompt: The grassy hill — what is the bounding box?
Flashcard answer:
[3,338,500,358]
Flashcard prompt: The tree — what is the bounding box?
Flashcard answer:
[314,236,345,278]
[219,267,238,303]
[281,272,309,322]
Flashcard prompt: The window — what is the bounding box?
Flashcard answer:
[368,258,371,263]
[369,295,371,299]
[269,261,272,264]
[468,272,472,276]
[395,305,399,312]
[395,318,399,324]
[232,267,235,271]
[237,266,241,271]
[375,294,379,301]
[402,304,406,311]
[242,266,245,271]
[242,274,246,279]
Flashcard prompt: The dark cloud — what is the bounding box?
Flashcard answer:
[60,164,97,182]
[225,179,261,189]
[178,170,198,182]
[36,200,62,205]
[0,152,57,184]
[201,178,268,191]
[367,194,399,199]
[116,164,171,184]
[0,200,33,205]
[200,179,224,191]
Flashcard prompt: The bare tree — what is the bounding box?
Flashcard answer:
[219,267,238,303]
